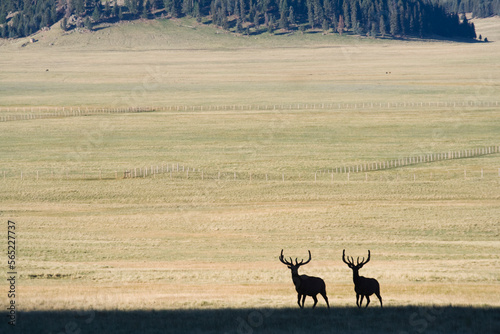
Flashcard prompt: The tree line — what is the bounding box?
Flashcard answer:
[433,0,500,18]
[1,0,477,40]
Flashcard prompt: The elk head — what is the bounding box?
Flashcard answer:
[342,249,370,273]
[279,249,311,276]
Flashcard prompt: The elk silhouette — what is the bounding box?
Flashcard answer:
[279,249,330,309]
[342,249,383,308]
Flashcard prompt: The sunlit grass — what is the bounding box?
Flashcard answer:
[0,17,498,334]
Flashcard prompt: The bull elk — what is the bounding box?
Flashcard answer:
[342,249,383,308]
[279,249,330,309]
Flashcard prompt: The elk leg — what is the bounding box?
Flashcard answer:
[358,295,364,308]
[301,295,307,308]
[376,292,383,308]
[311,295,318,309]
[297,294,302,308]
[365,295,370,308]
[321,292,330,309]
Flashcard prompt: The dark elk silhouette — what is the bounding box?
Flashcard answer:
[342,249,383,308]
[279,249,330,309]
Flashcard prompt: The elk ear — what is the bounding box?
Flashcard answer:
[288,265,292,269]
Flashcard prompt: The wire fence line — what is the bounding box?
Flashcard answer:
[1,100,499,122]
[122,144,499,181]
[8,144,497,182]
[2,166,499,183]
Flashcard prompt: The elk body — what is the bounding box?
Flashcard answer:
[279,249,330,309]
[342,249,383,308]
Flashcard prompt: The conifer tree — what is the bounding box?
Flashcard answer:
[113,0,120,17]
[92,4,102,22]
[61,17,68,31]
[279,0,289,30]
[390,3,400,36]
[379,14,386,37]
[337,14,344,35]
[253,10,260,29]
[85,16,93,29]
[322,18,329,32]
[288,6,295,27]
[306,0,314,28]
[342,0,350,30]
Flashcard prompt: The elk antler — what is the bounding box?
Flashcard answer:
[358,250,371,267]
[298,250,312,266]
[342,249,354,267]
[280,250,312,267]
[279,249,293,266]
[343,249,371,268]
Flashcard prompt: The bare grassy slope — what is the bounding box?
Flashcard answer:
[0,18,498,107]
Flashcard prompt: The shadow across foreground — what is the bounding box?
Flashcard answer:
[4,306,499,334]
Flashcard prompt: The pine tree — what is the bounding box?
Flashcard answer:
[279,0,289,30]
[182,0,193,16]
[342,1,350,30]
[74,0,85,16]
[0,7,6,25]
[390,3,400,36]
[337,14,344,35]
[322,18,329,32]
[253,10,260,29]
[85,16,92,29]
[105,1,111,17]
[351,0,359,34]
[306,0,314,28]
[379,15,386,37]
[118,6,124,20]
[312,0,324,29]
[194,1,201,22]
[113,0,120,17]
[236,17,243,32]
[288,6,295,27]
[239,0,246,22]
[1,24,8,38]
[267,14,274,33]
[92,4,102,22]
[323,0,333,27]
[370,22,377,37]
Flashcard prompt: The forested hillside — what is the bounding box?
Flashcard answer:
[434,0,500,18]
[0,0,477,40]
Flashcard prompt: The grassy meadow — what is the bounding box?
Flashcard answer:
[0,16,499,334]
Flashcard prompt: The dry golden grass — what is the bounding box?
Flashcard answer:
[0,17,498,108]
[0,18,499,322]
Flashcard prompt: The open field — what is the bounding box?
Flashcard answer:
[0,17,499,108]
[1,108,499,333]
[0,16,499,334]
